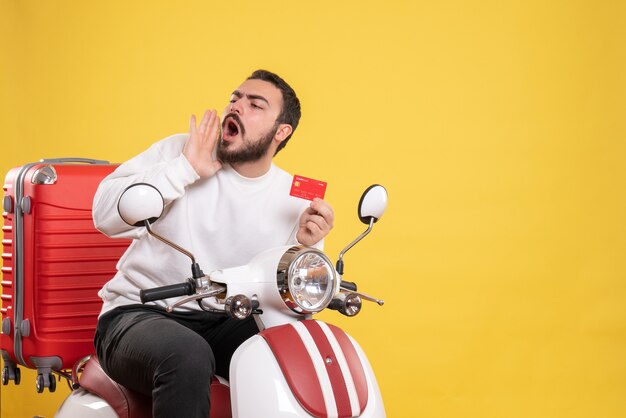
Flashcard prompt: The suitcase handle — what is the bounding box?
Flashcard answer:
[40,158,110,165]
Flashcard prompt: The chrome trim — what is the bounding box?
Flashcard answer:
[337,217,374,272]
[340,286,384,306]
[71,355,92,389]
[339,292,363,316]
[31,165,57,185]
[225,294,253,320]
[165,284,226,312]
[276,246,337,314]
[144,222,195,263]
[193,275,212,291]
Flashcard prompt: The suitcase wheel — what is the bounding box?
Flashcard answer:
[1,365,20,385]
[35,374,44,393]
[35,373,55,393]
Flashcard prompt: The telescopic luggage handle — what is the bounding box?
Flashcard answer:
[40,158,110,165]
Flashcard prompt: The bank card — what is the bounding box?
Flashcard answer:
[290,175,327,200]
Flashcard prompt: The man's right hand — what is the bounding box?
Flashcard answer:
[183,110,223,178]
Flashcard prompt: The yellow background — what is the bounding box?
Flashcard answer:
[1,0,625,416]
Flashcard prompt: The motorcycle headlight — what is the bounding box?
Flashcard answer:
[277,247,337,314]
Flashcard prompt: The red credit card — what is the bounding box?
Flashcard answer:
[290,175,327,201]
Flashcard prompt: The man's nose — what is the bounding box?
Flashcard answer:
[230,99,242,114]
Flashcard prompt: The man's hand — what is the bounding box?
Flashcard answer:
[297,198,334,247]
[183,110,223,178]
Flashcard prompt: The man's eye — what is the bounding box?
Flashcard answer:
[251,103,262,109]
[229,99,236,103]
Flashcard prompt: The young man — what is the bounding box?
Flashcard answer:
[92,70,334,417]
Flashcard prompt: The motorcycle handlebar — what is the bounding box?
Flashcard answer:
[140,281,195,303]
[340,280,358,292]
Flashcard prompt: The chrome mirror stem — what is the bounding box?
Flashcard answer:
[144,221,196,263]
[144,221,205,279]
[336,217,374,275]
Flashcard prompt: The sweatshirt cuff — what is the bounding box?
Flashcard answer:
[177,153,202,183]
[157,154,201,204]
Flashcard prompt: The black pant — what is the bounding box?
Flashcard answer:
[94,305,258,418]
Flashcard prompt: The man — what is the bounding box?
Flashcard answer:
[92,70,334,417]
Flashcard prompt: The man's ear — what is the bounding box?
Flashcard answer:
[274,124,293,144]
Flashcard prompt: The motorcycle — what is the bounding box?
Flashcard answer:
[55,183,388,418]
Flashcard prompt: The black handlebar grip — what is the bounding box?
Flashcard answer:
[328,298,344,311]
[341,280,358,292]
[140,282,195,303]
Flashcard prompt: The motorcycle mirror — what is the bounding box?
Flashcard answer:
[117,183,204,278]
[117,183,164,227]
[336,184,388,275]
[358,185,388,224]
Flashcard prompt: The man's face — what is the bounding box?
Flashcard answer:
[217,78,284,164]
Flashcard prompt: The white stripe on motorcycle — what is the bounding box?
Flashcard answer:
[317,321,361,417]
[291,321,339,418]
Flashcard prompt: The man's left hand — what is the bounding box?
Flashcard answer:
[297,198,334,247]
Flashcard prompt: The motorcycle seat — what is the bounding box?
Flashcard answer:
[78,355,232,418]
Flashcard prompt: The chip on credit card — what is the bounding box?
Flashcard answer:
[289,175,327,201]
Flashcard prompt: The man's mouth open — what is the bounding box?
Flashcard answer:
[222,115,244,141]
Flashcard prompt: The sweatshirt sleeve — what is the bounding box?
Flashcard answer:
[93,134,200,239]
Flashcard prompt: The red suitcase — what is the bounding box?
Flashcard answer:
[1,158,130,392]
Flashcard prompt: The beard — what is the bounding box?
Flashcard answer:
[217,120,279,165]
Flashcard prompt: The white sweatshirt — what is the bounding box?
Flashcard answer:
[93,134,314,315]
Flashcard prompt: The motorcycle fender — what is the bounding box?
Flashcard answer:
[230,330,385,418]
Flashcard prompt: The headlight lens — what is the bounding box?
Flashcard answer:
[277,247,337,314]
